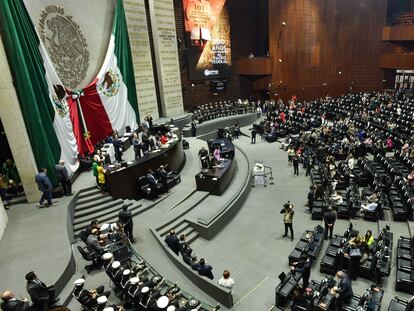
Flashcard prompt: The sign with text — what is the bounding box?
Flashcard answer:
[183,0,231,80]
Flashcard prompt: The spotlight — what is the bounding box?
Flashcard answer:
[322,83,327,86]
[282,22,287,26]
[278,58,282,63]
[338,71,342,75]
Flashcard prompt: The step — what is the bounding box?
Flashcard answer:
[73,202,142,234]
[180,226,195,239]
[75,196,114,212]
[76,193,109,206]
[74,199,125,219]
[76,188,102,200]
[187,231,200,245]
[159,220,187,237]
[73,201,133,226]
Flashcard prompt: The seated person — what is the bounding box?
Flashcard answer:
[146,170,159,199]
[360,191,379,213]
[218,270,235,290]
[408,169,414,188]
[331,191,344,206]
[196,258,214,280]
[72,278,110,309]
[87,228,106,256]
[364,229,374,247]
[165,230,180,255]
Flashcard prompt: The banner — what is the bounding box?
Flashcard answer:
[183,0,231,80]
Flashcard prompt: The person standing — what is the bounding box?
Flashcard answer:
[55,160,72,196]
[118,204,135,243]
[251,127,257,144]
[292,155,299,175]
[291,254,312,288]
[34,168,54,207]
[25,271,58,311]
[132,133,142,160]
[191,120,197,137]
[97,162,106,193]
[92,156,99,187]
[281,201,295,241]
[323,207,336,240]
[331,271,353,311]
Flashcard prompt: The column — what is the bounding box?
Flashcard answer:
[124,0,160,122]
[0,36,40,203]
[148,0,184,117]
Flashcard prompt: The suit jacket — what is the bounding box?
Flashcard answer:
[34,173,52,192]
[337,276,353,303]
[1,299,31,311]
[27,280,49,303]
[55,164,69,181]
[323,211,336,225]
[86,234,105,255]
[198,264,214,280]
[118,210,133,227]
[165,234,180,255]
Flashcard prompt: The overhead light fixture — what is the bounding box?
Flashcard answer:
[338,71,342,75]
[282,22,287,26]
[322,83,327,86]
[278,58,282,63]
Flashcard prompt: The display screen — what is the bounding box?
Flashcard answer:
[183,0,232,80]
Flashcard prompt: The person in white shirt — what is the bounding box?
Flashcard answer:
[218,270,234,290]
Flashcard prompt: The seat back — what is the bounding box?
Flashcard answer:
[77,246,92,261]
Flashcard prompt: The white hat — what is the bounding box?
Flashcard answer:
[123,269,131,276]
[130,277,139,285]
[74,279,85,286]
[97,296,107,305]
[157,296,169,309]
[167,306,176,311]
[103,308,114,311]
[102,253,113,260]
[141,286,149,294]
[112,261,121,269]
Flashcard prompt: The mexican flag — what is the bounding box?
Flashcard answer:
[0,0,139,184]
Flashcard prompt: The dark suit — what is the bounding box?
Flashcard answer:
[197,264,214,280]
[336,275,353,310]
[165,234,180,255]
[323,211,336,240]
[296,259,312,288]
[1,299,31,311]
[119,209,134,240]
[26,280,54,311]
[55,164,71,195]
[72,288,97,309]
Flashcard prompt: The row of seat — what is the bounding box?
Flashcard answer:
[138,166,181,200]
[288,225,325,265]
[396,234,414,294]
[320,225,393,285]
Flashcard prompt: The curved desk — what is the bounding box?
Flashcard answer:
[195,158,236,195]
[107,140,185,200]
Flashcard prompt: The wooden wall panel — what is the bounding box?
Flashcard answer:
[380,53,414,69]
[237,57,272,75]
[268,0,387,101]
[383,25,414,41]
